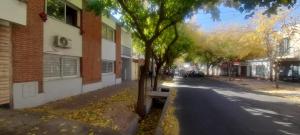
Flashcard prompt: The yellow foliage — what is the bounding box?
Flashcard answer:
[251,11,294,59]
[137,108,162,135]
[161,90,179,135]
[186,23,267,63]
[25,89,137,131]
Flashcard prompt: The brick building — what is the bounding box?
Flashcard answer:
[0,0,132,108]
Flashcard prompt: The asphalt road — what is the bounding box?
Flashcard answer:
[173,77,300,135]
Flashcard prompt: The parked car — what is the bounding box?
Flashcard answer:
[182,70,204,78]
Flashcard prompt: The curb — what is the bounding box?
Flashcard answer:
[123,96,155,135]
[123,113,140,135]
[154,90,175,135]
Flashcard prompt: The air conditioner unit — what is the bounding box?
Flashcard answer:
[18,0,28,3]
[54,36,72,49]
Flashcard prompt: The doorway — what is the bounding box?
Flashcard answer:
[122,58,132,81]
[241,66,247,77]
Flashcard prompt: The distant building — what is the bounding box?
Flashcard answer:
[121,28,132,81]
[131,47,144,81]
[246,25,300,81]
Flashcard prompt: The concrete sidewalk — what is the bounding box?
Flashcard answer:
[0,81,139,135]
[0,109,119,135]
[213,77,300,104]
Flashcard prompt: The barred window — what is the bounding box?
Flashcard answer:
[44,54,61,78]
[102,60,114,73]
[62,57,79,76]
[44,54,80,79]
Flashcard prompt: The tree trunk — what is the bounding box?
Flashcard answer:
[212,66,215,76]
[206,63,210,76]
[136,43,151,117]
[153,63,162,91]
[150,55,154,88]
[270,61,274,81]
[275,64,280,89]
[228,62,232,81]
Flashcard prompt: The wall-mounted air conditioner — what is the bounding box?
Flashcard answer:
[18,0,28,3]
[54,36,72,49]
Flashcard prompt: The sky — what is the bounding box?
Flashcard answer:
[191,3,300,32]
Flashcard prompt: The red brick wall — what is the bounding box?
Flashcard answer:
[115,26,122,78]
[81,11,102,84]
[12,0,44,91]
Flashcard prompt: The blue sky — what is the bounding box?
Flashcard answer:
[192,3,300,32]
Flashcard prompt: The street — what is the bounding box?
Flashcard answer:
[172,77,300,135]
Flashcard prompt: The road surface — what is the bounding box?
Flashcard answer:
[172,77,300,135]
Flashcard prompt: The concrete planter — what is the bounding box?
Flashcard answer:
[155,90,174,135]
[123,113,140,135]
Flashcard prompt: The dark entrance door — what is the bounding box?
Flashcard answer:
[241,66,247,77]
[121,58,131,81]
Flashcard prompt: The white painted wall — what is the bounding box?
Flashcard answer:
[102,39,116,60]
[198,63,221,76]
[0,0,27,25]
[247,59,271,79]
[131,62,139,80]
[116,78,122,84]
[13,82,45,109]
[279,25,300,59]
[286,26,300,58]
[13,78,82,109]
[44,18,82,57]
[67,0,83,9]
[82,81,103,93]
[43,78,82,101]
[102,73,116,87]
[102,38,117,87]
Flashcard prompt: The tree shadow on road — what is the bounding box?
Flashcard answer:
[171,77,300,135]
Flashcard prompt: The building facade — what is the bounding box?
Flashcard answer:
[246,25,300,81]
[0,0,132,108]
[246,59,271,79]
[278,25,300,81]
[0,0,27,105]
[121,28,132,81]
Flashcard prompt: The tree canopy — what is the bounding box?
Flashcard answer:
[184,23,267,76]
[86,0,297,116]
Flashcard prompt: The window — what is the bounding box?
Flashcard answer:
[46,0,65,21]
[47,0,80,27]
[102,23,115,41]
[44,54,80,79]
[122,46,131,57]
[44,54,61,78]
[62,57,79,76]
[66,5,78,26]
[255,65,265,77]
[279,38,290,55]
[102,60,114,73]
